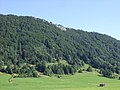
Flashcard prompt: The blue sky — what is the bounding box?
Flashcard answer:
[0,0,120,40]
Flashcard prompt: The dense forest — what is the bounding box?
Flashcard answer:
[0,14,120,78]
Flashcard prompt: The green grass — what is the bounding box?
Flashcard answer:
[0,72,120,90]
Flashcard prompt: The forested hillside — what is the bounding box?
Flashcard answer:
[0,14,120,77]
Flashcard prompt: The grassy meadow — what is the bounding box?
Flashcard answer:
[0,72,120,90]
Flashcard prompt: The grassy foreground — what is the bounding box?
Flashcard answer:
[0,72,120,90]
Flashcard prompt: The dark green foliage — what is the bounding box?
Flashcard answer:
[0,14,120,77]
[33,71,39,77]
[115,67,120,74]
[78,69,82,73]
[36,61,46,72]
[50,63,77,75]
[6,65,13,74]
[86,66,93,72]
[100,69,114,78]
[0,59,4,70]
[43,67,53,76]
[119,77,120,80]
[16,64,38,77]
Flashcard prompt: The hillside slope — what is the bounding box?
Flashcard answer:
[0,14,120,76]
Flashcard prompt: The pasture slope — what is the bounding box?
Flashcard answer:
[0,72,120,90]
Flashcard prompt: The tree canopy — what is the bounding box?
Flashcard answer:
[0,14,120,77]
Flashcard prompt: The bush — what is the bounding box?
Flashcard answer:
[86,66,92,72]
[119,77,120,80]
[33,71,39,77]
[78,69,82,73]
[102,69,114,78]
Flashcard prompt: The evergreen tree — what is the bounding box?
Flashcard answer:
[6,65,13,74]
[0,59,4,70]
